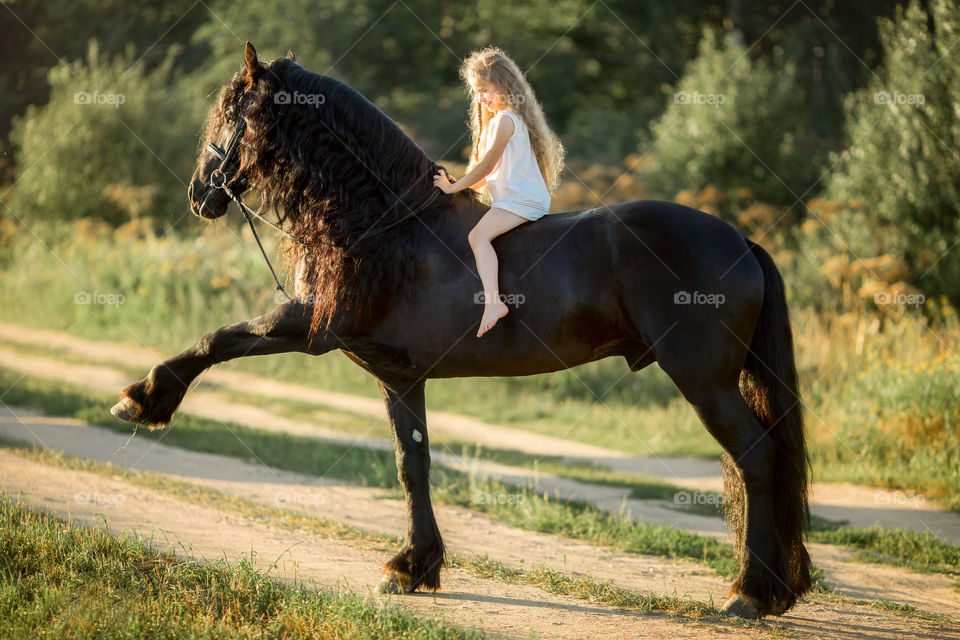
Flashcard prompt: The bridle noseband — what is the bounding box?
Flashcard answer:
[202,88,443,304]
[206,90,255,192]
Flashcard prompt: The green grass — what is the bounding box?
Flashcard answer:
[0,493,484,639]
[810,590,950,622]
[803,338,960,510]
[460,554,721,618]
[452,443,698,501]
[809,526,960,576]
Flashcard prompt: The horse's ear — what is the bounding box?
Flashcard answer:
[286,49,296,61]
[244,41,260,79]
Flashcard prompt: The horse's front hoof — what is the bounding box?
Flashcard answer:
[110,396,142,423]
[720,593,762,619]
[377,570,415,595]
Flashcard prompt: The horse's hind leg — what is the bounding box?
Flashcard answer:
[663,370,792,618]
[111,301,331,428]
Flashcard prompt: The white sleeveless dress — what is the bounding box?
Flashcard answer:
[483,109,551,221]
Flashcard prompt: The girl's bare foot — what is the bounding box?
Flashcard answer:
[477,300,509,337]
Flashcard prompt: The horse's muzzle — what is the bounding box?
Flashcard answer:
[188,182,229,219]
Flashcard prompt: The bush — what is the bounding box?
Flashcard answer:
[8,41,206,226]
[789,199,922,313]
[825,0,960,302]
[828,0,960,301]
[642,29,824,207]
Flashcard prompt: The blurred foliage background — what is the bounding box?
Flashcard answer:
[1,0,959,500]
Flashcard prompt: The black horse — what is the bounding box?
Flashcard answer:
[111,43,811,618]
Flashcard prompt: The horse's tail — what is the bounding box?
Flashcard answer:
[728,239,812,609]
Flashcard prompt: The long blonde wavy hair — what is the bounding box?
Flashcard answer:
[461,46,565,194]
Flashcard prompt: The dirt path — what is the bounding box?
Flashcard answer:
[2,406,959,635]
[2,334,960,546]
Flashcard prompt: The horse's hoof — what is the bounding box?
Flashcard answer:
[720,594,762,619]
[377,571,415,595]
[110,396,141,423]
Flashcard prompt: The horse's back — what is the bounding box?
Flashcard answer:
[520,199,758,286]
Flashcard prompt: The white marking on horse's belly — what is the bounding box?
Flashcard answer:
[412,429,423,443]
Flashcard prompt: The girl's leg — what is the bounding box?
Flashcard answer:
[467,207,530,337]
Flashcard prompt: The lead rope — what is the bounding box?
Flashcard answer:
[242,203,293,301]
[219,182,297,301]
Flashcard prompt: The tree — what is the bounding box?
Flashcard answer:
[642,29,824,207]
[825,0,960,302]
[8,42,205,225]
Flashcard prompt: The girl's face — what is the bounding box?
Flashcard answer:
[468,73,502,114]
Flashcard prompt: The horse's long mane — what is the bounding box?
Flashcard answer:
[208,56,476,336]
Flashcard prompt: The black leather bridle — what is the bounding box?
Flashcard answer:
[206,91,262,197]
[204,90,304,301]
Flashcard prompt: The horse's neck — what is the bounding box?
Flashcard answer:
[433,195,486,244]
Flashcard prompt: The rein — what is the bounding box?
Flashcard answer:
[205,89,441,302]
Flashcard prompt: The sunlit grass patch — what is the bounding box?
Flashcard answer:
[0,494,483,639]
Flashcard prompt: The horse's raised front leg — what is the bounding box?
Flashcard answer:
[376,378,445,594]
[111,301,334,428]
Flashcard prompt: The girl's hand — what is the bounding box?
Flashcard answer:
[433,169,456,194]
